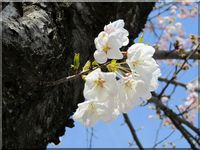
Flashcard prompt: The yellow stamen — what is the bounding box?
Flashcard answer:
[101,32,107,38]
[102,44,111,53]
[125,80,134,89]
[88,102,96,113]
[132,60,143,67]
[95,78,106,88]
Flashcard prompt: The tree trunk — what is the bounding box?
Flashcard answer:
[2,2,154,149]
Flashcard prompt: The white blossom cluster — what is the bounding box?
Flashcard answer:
[73,19,161,127]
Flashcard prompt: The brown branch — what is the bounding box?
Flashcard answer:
[158,46,199,98]
[123,113,144,150]
[170,116,197,149]
[149,96,200,148]
[158,77,186,88]
[44,69,89,87]
[153,48,200,145]
[153,50,200,60]
[150,94,200,136]
[43,61,111,87]
[159,77,200,93]
[177,105,199,117]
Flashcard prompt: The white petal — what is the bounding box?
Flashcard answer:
[149,68,161,91]
[94,50,107,64]
[83,84,97,100]
[97,31,109,46]
[108,33,123,49]
[120,28,129,36]
[127,43,145,55]
[112,19,125,28]
[85,68,101,80]
[104,19,125,32]
[127,47,143,60]
[122,37,129,46]
[102,72,117,81]
[136,81,152,100]
[94,38,102,50]
[107,48,123,60]
[94,87,110,101]
[73,100,101,127]
[140,45,155,58]
[114,29,129,46]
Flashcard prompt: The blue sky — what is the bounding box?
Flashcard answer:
[47,2,198,148]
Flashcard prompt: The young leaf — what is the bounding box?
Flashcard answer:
[107,59,119,72]
[92,60,98,67]
[138,33,144,43]
[83,60,91,71]
[71,53,80,70]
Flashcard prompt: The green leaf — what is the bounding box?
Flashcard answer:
[138,33,144,43]
[83,60,91,71]
[92,60,98,66]
[106,59,119,72]
[72,53,80,70]
[70,64,74,68]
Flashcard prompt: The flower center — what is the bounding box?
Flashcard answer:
[95,78,106,88]
[88,102,96,113]
[132,60,143,67]
[125,80,134,90]
[100,32,107,38]
[102,44,111,53]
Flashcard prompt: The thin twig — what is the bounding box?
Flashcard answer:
[150,93,200,136]
[150,98,199,148]
[150,95,200,145]
[123,113,144,150]
[153,130,175,148]
[169,116,197,149]
[158,45,199,98]
[89,128,94,149]
[159,77,186,89]
[148,4,174,21]
[44,62,109,87]
[153,121,163,147]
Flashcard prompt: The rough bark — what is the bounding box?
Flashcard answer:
[2,2,154,149]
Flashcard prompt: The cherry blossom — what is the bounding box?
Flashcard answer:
[178,3,198,18]
[83,68,117,101]
[161,96,169,103]
[157,16,175,28]
[94,31,123,64]
[104,19,129,46]
[175,22,185,37]
[186,82,198,92]
[180,1,193,6]
[126,43,159,78]
[148,68,161,91]
[73,99,118,127]
[186,92,198,110]
[94,19,129,64]
[157,16,165,26]
[170,5,177,14]
[117,74,151,113]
